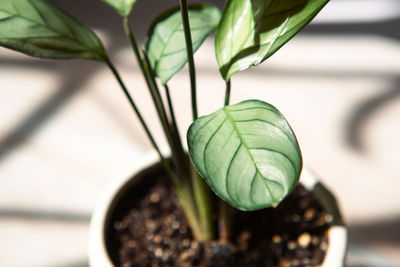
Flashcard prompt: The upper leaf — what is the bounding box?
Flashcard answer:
[215,0,329,80]
[146,4,221,85]
[187,100,302,211]
[0,0,106,61]
[102,0,136,16]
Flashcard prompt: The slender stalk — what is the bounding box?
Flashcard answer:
[122,16,209,240]
[191,165,214,239]
[165,84,214,240]
[224,79,231,106]
[142,53,191,178]
[179,0,214,240]
[164,84,191,176]
[106,58,203,240]
[123,15,189,180]
[106,59,163,163]
[218,79,234,241]
[123,16,154,96]
[164,83,192,166]
[179,0,198,120]
[218,200,232,243]
[164,84,179,133]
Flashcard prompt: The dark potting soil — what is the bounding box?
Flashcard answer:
[110,171,331,267]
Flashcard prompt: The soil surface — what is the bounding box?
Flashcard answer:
[109,171,331,267]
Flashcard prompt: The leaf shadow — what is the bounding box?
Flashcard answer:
[345,77,400,151]
[349,216,400,247]
[0,207,90,223]
[0,59,101,163]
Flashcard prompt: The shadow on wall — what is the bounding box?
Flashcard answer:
[349,216,400,247]
[307,17,400,152]
[2,0,399,161]
[0,60,102,163]
[345,77,400,151]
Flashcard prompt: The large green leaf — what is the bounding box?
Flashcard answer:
[102,0,136,16]
[215,0,329,80]
[146,4,221,85]
[187,100,302,210]
[0,0,106,61]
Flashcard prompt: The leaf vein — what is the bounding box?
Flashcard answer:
[249,147,297,179]
[235,118,298,150]
[225,143,241,205]
[223,107,276,202]
[0,2,99,55]
[203,118,228,175]
[190,112,219,148]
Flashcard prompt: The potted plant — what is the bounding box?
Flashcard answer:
[0,0,347,266]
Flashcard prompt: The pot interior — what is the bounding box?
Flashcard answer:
[102,162,342,266]
[104,160,163,265]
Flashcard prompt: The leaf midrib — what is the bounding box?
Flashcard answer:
[223,107,275,203]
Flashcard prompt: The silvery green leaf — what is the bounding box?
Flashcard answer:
[102,0,136,16]
[0,0,106,61]
[146,4,221,85]
[187,100,302,210]
[215,0,329,80]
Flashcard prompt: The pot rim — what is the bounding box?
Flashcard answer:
[89,152,347,267]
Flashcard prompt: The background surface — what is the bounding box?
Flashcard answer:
[1,0,399,266]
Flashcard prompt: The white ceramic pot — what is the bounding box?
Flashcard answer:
[89,152,347,267]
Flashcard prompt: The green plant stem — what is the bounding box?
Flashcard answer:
[164,84,191,175]
[121,16,208,240]
[191,165,214,240]
[141,58,205,241]
[123,16,153,102]
[123,15,189,180]
[224,79,231,106]
[173,173,203,241]
[218,79,233,241]
[106,58,203,240]
[218,199,232,243]
[179,0,214,240]
[166,84,214,241]
[164,84,179,134]
[122,16,170,149]
[106,59,163,164]
[142,53,191,178]
[179,0,198,121]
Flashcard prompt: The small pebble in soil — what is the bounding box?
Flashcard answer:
[325,214,333,223]
[315,213,328,226]
[154,248,163,258]
[304,208,315,220]
[111,176,331,267]
[238,231,251,251]
[153,234,162,244]
[298,233,311,248]
[171,221,180,230]
[291,214,301,222]
[272,234,282,243]
[127,240,136,248]
[311,235,320,246]
[287,240,297,250]
[149,193,160,203]
[182,239,190,248]
[179,227,187,234]
[292,258,300,265]
[320,240,328,251]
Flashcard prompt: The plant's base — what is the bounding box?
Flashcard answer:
[109,172,331,266]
